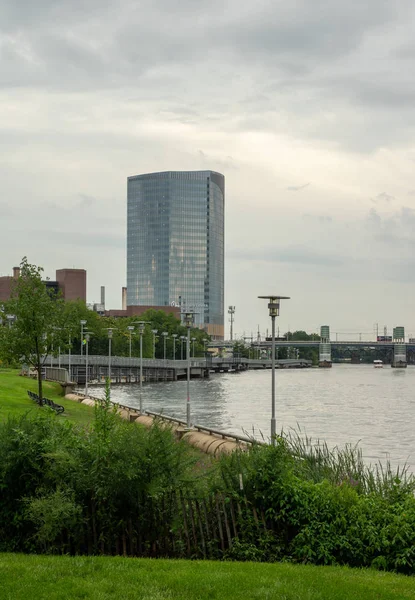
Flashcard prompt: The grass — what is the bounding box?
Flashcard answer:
[1,554,415,600]
[0,368,94,425]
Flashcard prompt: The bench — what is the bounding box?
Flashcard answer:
[27,390,65,414]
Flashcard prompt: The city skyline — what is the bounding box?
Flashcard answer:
[1,1,415,335]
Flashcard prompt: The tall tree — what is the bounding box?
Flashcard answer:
[0,258,72,403]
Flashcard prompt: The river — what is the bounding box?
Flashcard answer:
[86,365,415,471]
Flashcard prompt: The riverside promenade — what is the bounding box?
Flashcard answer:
[43,355,312,384]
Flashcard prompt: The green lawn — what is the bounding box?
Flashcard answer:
[0,554,414,600]
[0,368,94,425]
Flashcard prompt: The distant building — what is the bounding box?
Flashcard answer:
[0,267,19,302]
[56,269,86,302]
[127,170,225,339]
[0,266,86,302]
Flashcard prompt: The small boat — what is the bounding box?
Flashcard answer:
[373,360,383,368]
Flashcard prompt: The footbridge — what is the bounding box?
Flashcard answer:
[43,354,312,384]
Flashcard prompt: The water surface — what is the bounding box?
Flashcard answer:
[87,365,415,470]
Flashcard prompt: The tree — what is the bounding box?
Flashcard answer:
[0,258,74,403]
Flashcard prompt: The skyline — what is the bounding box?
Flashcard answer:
[1,1,415,336]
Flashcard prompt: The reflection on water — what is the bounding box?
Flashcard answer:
[86,365,415,470]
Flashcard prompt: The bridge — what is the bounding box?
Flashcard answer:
[233,325,409,368]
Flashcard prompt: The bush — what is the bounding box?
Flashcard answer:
[0,390,198,554]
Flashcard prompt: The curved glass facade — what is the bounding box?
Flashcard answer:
[127,171,224,339]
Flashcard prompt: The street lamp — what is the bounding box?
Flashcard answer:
[191,337,196,358]
[162,331,169,361]
[107,328,113,385]
[151,329,158,359]
[180,335,186,360]
[80,320,87,356]
[68,333,72,381]
[127,325,135,358]
[85,333,90,397]
[172,333,178,359]
[228,306,235,341]
[134,321,150,413]
[184,311,194,428]
[258,295,290,446]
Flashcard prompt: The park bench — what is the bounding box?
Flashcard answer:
[27,390,65,414]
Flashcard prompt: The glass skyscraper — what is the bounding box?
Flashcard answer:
[127,170,224,339]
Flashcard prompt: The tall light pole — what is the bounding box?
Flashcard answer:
[191,337,196,358]
[107,328,113,386]
[68,333,72,381]
[134,321,149,413]
[258,295,290,446]
[80,320,87,356]
[151,329,158,359]
[172,333,178,359]
[184,312,194,428]
[228,306,235,341]
[180,335,186,360]
[127,325,134,358]
[162,331,168,361]
[85,333,90,397]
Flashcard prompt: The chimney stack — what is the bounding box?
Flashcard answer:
[122,287,127,311]
[13,267,20,279]
[100,286,105,309]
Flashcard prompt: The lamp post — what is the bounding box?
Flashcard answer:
[151,329,158,359]
[68,334,72,381]
[258,295,290,445]
[172,333,178,359]
[184,311,194,428]
[127,325,134,358]
[85,333,90,397]
[107,328,113,385]
[180,335,186,360]
[135,321,149,413]
[80,320,87,356]
[162,331,168,361]
[191,337,196,358]
[228,306,235,341]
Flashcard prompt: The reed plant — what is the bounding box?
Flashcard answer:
[282,424,415,500]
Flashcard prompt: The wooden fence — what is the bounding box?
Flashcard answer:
[51,492,270,558]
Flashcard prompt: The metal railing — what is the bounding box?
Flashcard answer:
[43,355,207,369]
[72,391,264,446]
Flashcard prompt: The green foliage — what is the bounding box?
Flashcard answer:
[215,437,415,573]
[0,399,198,554]
[0,258,78,400]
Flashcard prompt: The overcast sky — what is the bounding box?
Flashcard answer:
[1,0,415,340]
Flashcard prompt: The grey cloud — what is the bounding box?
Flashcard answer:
[0,0,414,154]
[303,213,332,224]
[287,183,310,192]
[371,192,395,204]
[366,206,415,245]
[37,229,125,249]
[228,245,343,268]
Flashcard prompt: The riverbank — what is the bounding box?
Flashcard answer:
[0,369,94,425]
[1,553,414,600]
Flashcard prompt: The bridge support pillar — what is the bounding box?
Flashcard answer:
[319,325,332,367]
[392,344,407,368]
